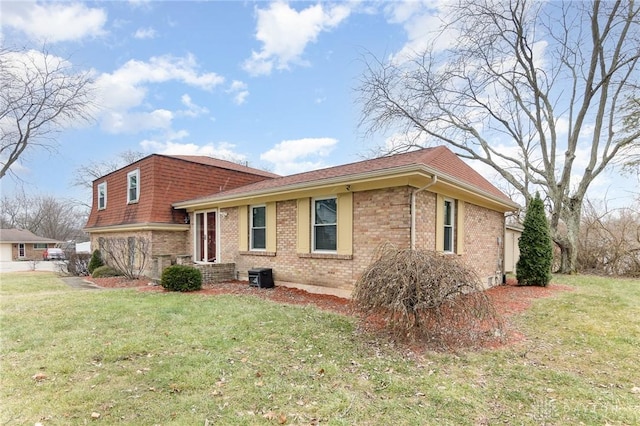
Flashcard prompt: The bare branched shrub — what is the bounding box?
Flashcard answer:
[578,199,640,277]
[352,244,503,349]
[27,258,38,271]
[67,253,91,276]
[100,237,151,280]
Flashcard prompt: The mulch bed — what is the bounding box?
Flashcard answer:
[87,276,573,350]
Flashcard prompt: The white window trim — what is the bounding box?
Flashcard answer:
[443,198,455,253]
[97,181,107,210]
[250,204,267,251]
[127,169,140,204]
[312,196,338,253]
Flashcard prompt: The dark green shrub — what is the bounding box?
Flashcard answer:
[161,265,202,292]
[516,193,553,286]
[88,249,104,274]
[91,265,122,278]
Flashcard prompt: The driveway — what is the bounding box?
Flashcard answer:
[0,261,101,290]
[0,260,63,273]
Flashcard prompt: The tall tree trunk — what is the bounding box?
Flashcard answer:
[554,198,582,274]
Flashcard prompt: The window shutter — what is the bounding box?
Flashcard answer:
[238,205,248,251]
[456,200,465,255]
[266,202,277,252]
[435,194,445,251]
[297,198,310,253]
[336,192,353,255]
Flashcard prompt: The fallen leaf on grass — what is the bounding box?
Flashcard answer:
[262,411,287,424]
[32,373,47,381]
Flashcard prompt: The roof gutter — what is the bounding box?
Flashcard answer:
[410,175,438,250]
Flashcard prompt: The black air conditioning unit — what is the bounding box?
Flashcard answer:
[248,268,274,288]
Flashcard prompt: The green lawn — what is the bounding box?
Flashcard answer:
[1,272,638,425]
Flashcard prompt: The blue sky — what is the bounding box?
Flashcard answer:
[1,1,413,205]
[0,1,637,208]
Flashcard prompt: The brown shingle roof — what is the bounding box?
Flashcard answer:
[176,146,513,206]
[163,155,279,178]
[0,229,60,243]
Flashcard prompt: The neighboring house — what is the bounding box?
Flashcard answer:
[84,154,279,276]
[0,229,61,261]
[173,146,519,297]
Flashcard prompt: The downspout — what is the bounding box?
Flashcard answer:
[410,175,438,250]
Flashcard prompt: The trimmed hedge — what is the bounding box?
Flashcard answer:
[161,265,202,292]
[91,265,122,278]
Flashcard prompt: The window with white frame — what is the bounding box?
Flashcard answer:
[443,199,455,253]
[127,169,139,203]
[313,197,337,252]
[250,205,266,250]
[98,181,107,210]
[33,243,47,249]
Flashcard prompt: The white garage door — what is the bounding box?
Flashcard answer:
[0,244,13,262]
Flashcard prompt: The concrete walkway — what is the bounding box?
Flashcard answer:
[59,276,102,290]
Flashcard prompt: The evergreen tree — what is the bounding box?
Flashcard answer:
[516,193,553,286]
[88,249,104,275]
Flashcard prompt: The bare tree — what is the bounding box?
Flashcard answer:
[0,189,88,241]
[357,0,640,273]
[100,236,151,280]
[0,46,94,179]
[71,150,146,191]
[620,96,640,182]
[579,198,640,276]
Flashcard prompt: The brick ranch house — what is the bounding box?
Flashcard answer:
[84,154,278,276]
[171,146,519,297]
[0,228,61,261]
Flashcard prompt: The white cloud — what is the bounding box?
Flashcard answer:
[243,1,351,76]
[178,94,209,118]
[260,137,337,175]
[101,109,174,134]
[94,54,223,133]
[385,0,458,62]
[140,138,248,164]
[1,1,107,43]
[134,27,157,39]
[227,80,249,105]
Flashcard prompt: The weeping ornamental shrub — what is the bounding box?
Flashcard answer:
[352,244,503,349]
[516,193,553,286]
[161,265,202,292]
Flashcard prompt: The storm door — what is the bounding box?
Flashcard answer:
[195,211,217,262]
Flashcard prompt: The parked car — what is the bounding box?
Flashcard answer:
[43,248,65,261]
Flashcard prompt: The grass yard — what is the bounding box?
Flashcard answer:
[1,272,639,425]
